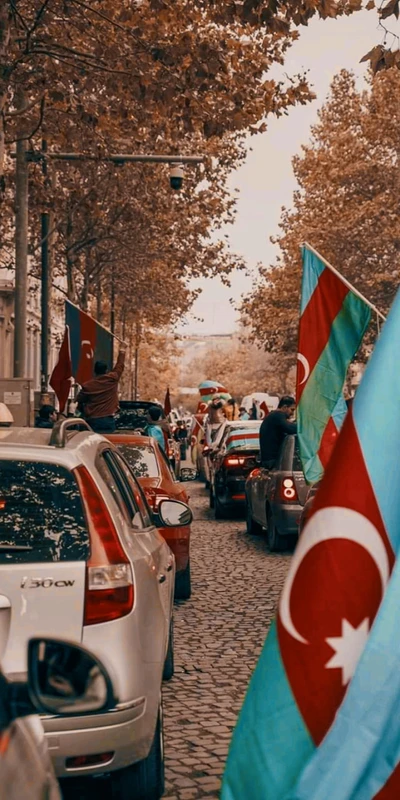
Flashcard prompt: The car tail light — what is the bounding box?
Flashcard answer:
[278,476,299,503]
[74,466,134,626]
[223,456,246,468]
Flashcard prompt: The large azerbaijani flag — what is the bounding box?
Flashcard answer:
[297,246,371,483]
[65,300,113,386]
[222,287,400,799]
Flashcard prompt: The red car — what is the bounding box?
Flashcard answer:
[107,434,192,600]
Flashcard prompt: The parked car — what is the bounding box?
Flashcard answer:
[0,637,116,800]
[115,402,180,478]
[245,434,308,551]
[0,419,191,799]
[107,433,192,600]
[299,480,321,535]
[209,422,261,519]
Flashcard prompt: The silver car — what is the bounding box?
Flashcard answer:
[0,420,189,799]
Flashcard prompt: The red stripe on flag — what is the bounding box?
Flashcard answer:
[227,432,259,443]
[50,327,72,413]
[278,410,394,746]
[297,267,349,401]
[374,762,400,798]
[317,415,339,470]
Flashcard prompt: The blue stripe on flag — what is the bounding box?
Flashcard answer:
[352,294,400,553]
[300,247,325,315]
[286,546,400,800]
[222,621,314,800]
[65,302,81,377]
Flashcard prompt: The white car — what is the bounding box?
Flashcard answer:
[0,420,191,799]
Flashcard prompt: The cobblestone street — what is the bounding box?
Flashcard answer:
[163,481,291,800]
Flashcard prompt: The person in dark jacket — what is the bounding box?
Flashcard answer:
[76,347,125,433]
[35,405,58,429]
[259,396,297,468]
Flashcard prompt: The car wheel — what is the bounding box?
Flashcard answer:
[112,702,165,800]
[246,501,263,535]
[163,617,174,681]
[267,509,286,552]
[214,493,225,519]
[175,559,191,600]
[209,487,215,508]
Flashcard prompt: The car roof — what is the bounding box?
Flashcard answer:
[0,428,52,446]
[106,434,155,446]
[0,425,106,463]
[227,420,261,428]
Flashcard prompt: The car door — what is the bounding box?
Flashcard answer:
[101,448,174,625]
[253,468,271,526]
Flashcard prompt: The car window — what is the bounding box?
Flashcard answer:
[277,436,294,470]
[105,450,146,530]
[292,438,303,472]
[116,443,159,479]
[0,460,89,563]
[98,450,142,529]
[112,451,153,528]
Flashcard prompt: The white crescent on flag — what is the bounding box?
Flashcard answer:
[297,352,310,385]
[279,507,390,645]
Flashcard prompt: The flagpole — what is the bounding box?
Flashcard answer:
[302,242,387,322]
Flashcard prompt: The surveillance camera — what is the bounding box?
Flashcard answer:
[169,164,184,191]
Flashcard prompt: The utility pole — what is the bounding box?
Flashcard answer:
[134,320,140,401]
[14,132,28,378]
[110,264,115,362]
[40,141,50,392]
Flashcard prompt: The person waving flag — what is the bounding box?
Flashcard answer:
[222,281,400,799]
[297,244,379,483]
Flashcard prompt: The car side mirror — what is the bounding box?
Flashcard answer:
[27,638,116,717]
[158,499,193,527]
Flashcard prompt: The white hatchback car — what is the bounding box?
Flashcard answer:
[0,420,191,799]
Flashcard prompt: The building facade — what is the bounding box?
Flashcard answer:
[0,271,64,392]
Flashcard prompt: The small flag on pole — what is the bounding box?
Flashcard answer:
[164,388,172,416]
[222,286,400,800]
[49,326,72,413]
[297,245,371,483]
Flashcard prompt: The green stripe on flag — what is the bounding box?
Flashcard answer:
[298,291,370,484]
[222,621,315,800]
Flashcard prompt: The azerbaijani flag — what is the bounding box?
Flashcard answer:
[222,288,400,799]
[297,246,371,483]
[66,300,113,386]
[198,380,231,403]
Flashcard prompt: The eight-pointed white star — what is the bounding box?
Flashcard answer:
[325,618,370,686]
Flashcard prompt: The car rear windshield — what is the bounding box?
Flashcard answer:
[116,444,159,478]
[0,461,90,563]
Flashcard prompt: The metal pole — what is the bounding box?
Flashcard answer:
[40,211,49,391]
[14,135,28,377]
[302,242,387,321]
[134,344,139,401]
[110,265,115,363]
[26,153,204,164]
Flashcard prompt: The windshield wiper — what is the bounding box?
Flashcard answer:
[0,544,33,551]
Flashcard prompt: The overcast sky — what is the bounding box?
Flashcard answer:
[177,9,383,336]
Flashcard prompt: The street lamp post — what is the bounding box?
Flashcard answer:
[12,150,204,388]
